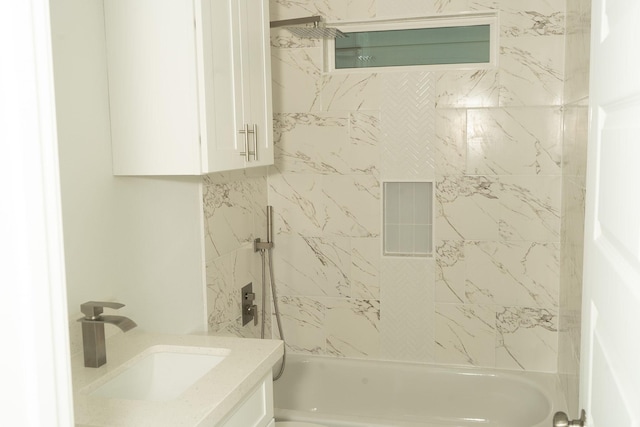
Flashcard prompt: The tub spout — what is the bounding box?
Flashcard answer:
[77,301,137,368]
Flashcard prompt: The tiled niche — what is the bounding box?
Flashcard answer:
[383,181,433,256]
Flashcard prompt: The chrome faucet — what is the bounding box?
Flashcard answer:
[77,301,137,368]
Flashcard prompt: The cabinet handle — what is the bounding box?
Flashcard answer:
[239,124,250,161]
[252,124,258,161]
[239,124,257,161]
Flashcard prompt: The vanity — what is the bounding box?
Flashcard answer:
[71,332,283,426]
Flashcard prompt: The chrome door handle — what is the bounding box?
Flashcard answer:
[553,410,586,427]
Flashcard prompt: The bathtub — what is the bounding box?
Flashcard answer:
[274,354,566,427]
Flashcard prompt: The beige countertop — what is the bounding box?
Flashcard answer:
[71,332,283,426]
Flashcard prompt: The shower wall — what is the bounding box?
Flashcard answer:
[559,0,590,414]
[203,168,270,338]
[267,0,566,372]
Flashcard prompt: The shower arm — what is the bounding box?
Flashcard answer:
[270,16,322,29]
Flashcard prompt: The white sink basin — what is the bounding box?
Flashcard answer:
[90,346,229,401]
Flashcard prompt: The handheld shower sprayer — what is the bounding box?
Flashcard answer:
[254,205,286,380]
[266,205,273,244]
[254,205,274,251]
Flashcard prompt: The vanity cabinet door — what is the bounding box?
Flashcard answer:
[218,374,274,427]
[104,0,273,176]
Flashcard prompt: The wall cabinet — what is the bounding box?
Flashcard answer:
[104,0,274,175]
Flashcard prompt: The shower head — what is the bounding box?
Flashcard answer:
[270,16,346,39]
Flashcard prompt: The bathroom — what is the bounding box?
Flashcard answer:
[2,0,639,426]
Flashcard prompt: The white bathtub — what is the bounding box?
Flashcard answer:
[274,354,566,427]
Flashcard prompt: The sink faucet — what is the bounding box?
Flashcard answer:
[78,301,137,368]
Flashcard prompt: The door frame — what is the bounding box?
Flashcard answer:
[0,1,74,425]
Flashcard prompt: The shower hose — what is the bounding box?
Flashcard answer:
[260,247,286,380]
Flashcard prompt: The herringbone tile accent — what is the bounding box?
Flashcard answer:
[380,257,435,362]
[381,72,436,180]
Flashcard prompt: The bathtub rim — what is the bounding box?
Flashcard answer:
[274,353,568,427]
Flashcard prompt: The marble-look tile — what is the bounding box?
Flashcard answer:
[350,238,381,299]
[270,28,319,49]
[435,175,500,241]
[278,296,326,354]
[380,72,436,180]
[203,180,255,258]
[271,47,323,113]
[435,69,500,109]
[432,0,473,13]
[268,172,380,238]
[269,0,344,21]
[203,168,250,185]
[465,241,559,307]
[350,112,381,177]
[434,109,467,176]
[435,176,561,242]
[564,0,591,104]
[346,0,377,19]
[380,257,435,362]
[467,107,562,175]
[272,235,351,297]
[469,0,499,10]
[273,112,379,176]
[207,252,240,332]
[499,36,564,106]
[437,175,561,241]
[234,246,258,293]
[251,177,270,244]
[500,0,565,37]
[324,298,380,358]
[375,0,432,17]
[321,74,381,112]
[435,303,496,366]
[558,336,581,416]
[561,177,586,258]
[496,306,558,372]
[268,172,327,236]
[218,315,261,339]
[274,113,351,174]
[377,0,474,17]
[323,174,381,237]
[435,240,466,303]
[270,0,375,21]
[495,175,561,241]
[562,105,589,178]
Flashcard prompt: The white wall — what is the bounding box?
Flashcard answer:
[50,0,206,347]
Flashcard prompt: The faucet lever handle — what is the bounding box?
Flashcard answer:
[80,301,125,319]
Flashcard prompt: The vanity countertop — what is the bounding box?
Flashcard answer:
[71,332,283,426]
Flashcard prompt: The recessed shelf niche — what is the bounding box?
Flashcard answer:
[383,181,433,257]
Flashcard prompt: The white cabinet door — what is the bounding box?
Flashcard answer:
[195,0,273,173]
[217,374,274,427]
[105,0,273,175]
[105,0,203,175]
[579,0,640,425]
[238,0,274,169]
[198,0,246,173]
